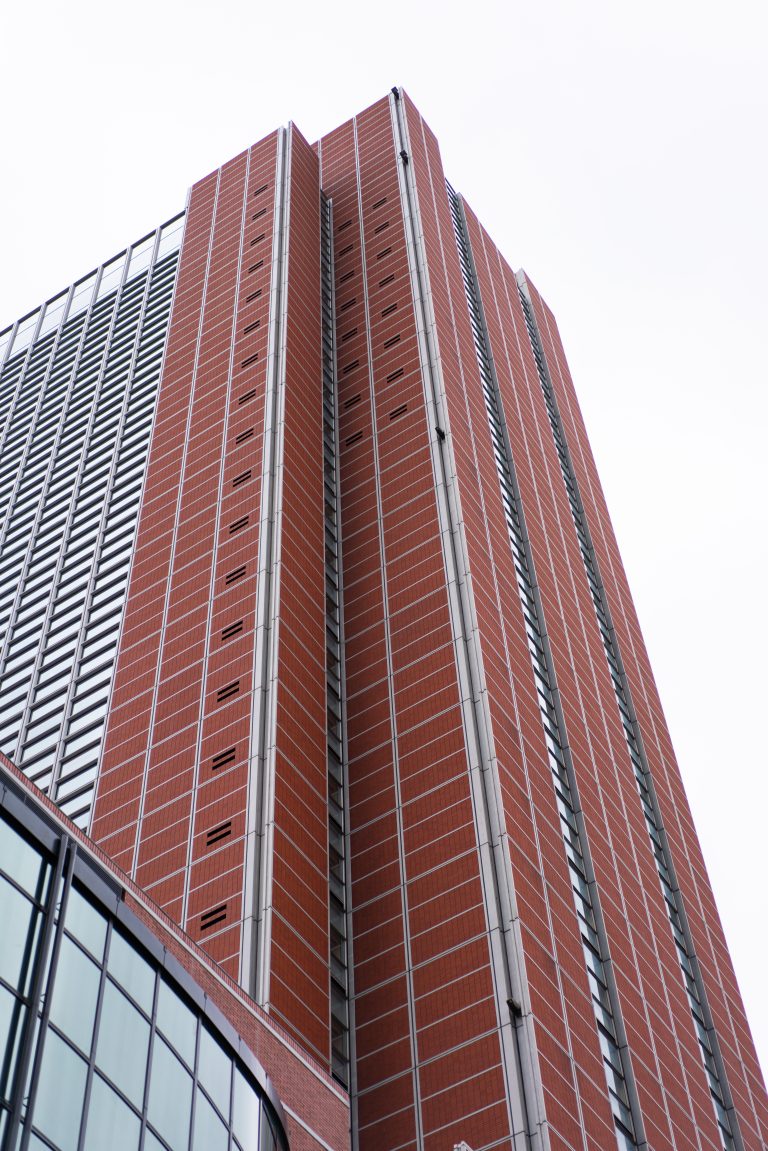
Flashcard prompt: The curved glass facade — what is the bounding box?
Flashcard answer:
[0,766,288,1151]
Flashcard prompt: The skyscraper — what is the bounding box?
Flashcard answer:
[1,89,765,1151]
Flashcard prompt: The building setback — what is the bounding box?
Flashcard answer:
[0,89,766,1151]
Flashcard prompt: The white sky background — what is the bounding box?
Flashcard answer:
[1,0,766,1084]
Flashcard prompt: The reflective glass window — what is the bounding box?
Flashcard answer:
[32,1028,87,1151]
[68,273,98,320]
[0,981,24,1102]
[83,1073,141,1151]
[0,876,41,994]
[0,819,48,898]
[96,980,150,1107]
[147,1036,192,1151]
[156,979,196,1067]
[157,216,185,260]
[49,934,100,1053]
[107,930,155,1013]
[126,235,156,283]
[38,292,70,339]
[64,887,107,962]
[96,256,126,301]
[193,1087,228,1151]
[233,1068,261,1149]
[198,1026,231,1118]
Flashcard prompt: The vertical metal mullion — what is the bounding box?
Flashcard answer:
[11,836,75,1151]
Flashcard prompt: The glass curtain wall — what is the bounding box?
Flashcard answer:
[0,767,288,1151]
[0,217,184,829]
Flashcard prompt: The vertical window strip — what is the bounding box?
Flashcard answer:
[447,184,639,1150]
[517,281,737,1151]
[321,193,350,1088]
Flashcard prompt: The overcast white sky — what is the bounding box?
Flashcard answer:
[1,0,766,1084]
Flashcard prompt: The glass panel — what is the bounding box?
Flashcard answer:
[106,930,155,1013]
[156,980,196,1067]
[0,324,12,363]
[143,1131,167,1151]
[260,1114,277,1151]
[193,1088,228,1151]
[96,981,150,1107]
[69,273,98,320]
[198,1026,231,1119]
[0,819,49,899]
[83,1073,141,1151]
[147,1037,192,1151]
[32,1028,87,1151]
[0,981,25,1102]
[38,292,70,339]
[49,934,100,1053]
[96,256,126,301]
[156,216,185,261]
[125,235,155,283]
[233,1068,261,1150]
[64,887,107,961]
[9,310,41,359]
[0,876,41,994]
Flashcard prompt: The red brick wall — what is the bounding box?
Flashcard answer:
[92,134,280,978]
[267,123,330,1063]
[526,278,768,1149]
[92,125,332,1072]
[319,94,521,1151]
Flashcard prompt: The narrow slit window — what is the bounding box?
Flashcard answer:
[389,404,408,420]
[344,394,361,410]
[376,247,392,260]
[381,303,397,317]
[342,360,359,376]
[206,821,232,847]
[341,327,358,342]
[386,367,404,383]
[345,431,363,447]
[374,222,389,235]
[225,565,246,585]
[200,904,227,931]
[235,428,254,445]
[338,270,354,285]
[241,353,258,368]
[384,334,401,349]
[253,183,268,197]
[340,298,356,312]
[221,620,244,641]
[232,470,252,488]
[216,680,240,703]
[211,747,237,771]
[243,320,260,334]
[339,244,353,258]
[238,389,257,404]
[250,233,266,246]
[379,274,395,287]
[229,515,249,535]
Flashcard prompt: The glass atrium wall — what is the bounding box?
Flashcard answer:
[0,762,288,1151]
[0,216,184,829]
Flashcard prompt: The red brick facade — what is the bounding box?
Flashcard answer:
[81,90,767,1151]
